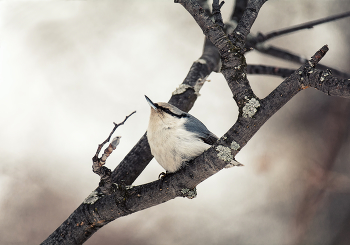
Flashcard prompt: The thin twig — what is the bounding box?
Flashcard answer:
[93,110,136,161]
[212,0,225,29]
[254,44,350,78]
[309,44,328,66]
[243,11,350,79]
[247,64,295,78]
[91,111,136,195]
[258,11,350,43]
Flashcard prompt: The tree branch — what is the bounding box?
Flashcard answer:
[257,11,350,43]
[241,10,350,79]
[93,111,136,162]
[212,0,225,29]
[247,64,295,77]
[254,44,350,78]
[92,111,135,195]
[230,0,248,23]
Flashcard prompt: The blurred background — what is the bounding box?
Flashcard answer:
[1,0,350,244]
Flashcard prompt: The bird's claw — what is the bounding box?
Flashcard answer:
[158,172,167,180]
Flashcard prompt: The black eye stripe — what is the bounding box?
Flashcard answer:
[157,105,188,118]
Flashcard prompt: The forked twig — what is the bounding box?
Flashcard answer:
[93,110,136,162]
[92,110,136,194]
[212,0,225,29]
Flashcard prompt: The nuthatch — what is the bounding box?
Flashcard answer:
[145,95,219,173]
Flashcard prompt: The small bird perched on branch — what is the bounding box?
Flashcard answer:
[145,95,221,173]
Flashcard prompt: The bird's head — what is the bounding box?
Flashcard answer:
[145,95,188,126]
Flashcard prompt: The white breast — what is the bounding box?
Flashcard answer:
[147,117,210,173]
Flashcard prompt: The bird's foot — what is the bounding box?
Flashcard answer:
[158,171,168,180]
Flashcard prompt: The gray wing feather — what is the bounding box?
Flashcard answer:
[183,115,218,145]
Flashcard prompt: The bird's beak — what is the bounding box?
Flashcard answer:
[145,95,157,110]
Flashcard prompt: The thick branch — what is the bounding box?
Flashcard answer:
[302,69,350,98]
[229,0,267,50]
[176,0,267,105]
[230,0,248,23]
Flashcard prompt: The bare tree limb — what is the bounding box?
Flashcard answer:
[93,111,136,162]
[230,0,248,23]
[247,64,295,77]
[212,0,225,29]
[241,10,350,78]
[258,11,350,43]
[254,44,350,78]
[92,111,135,195]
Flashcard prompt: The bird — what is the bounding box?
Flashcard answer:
[145,95,219,173]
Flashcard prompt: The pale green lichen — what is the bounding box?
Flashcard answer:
[172,84,192,95]
[231,140,240,150]
[216,145,243,169]
[242,98,260,118]
[83,190,103,205]
[172,76,207,96]
[216,145,234,162]
[181,187,197,199]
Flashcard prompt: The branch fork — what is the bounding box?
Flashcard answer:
[92,111,136,194]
